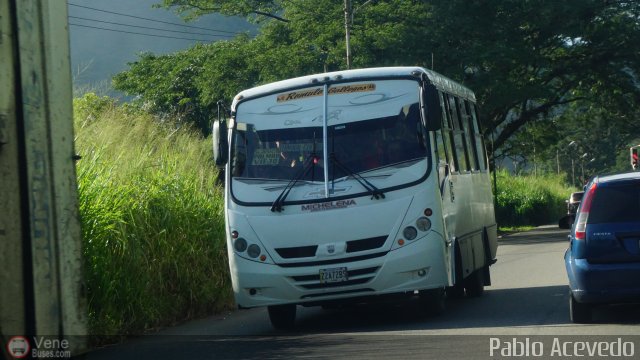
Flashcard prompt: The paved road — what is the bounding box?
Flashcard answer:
[85,226,640,359]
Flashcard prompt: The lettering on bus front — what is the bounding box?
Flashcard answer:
[276,83,376,103]
[301,199,356,212]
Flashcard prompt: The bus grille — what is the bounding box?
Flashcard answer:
[277,251,387,267]
[275,245,317,259]
[274,235,388,260]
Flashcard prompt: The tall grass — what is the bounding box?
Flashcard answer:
[73,93,233,337]
[494,169,577,227]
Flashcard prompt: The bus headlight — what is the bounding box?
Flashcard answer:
[234,238,248,252]
[403,226,418,240]
[416,217,431,232]
[247,244,261,258]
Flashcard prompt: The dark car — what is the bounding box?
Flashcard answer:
[559,191,584,229]
[565,171,640,323]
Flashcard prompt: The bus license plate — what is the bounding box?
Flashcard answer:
[319,267,348,284]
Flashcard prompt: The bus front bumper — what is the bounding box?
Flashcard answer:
[229,234,449,308]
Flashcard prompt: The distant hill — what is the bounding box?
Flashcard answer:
[69,0,254,96]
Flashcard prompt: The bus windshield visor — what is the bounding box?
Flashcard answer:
[231,79,428,202]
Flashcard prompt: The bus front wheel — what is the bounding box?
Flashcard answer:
[267,304,296,330]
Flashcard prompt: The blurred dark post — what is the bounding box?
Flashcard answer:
[1,0,87,356]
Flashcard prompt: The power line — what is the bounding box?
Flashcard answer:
[69,23,216,42]
[68,3,242,35]
[68,15,233,38]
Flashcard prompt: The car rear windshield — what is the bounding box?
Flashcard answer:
[589,181,640,224]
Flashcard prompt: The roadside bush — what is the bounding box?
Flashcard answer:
[73,92,116,122]
[74,93,233,337]
[494,169,576,227]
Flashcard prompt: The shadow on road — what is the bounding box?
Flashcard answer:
[591,302,640,324]
[294,284,640,333]
[295,285,570,332]
[498,225,570,245]
[83,333,490,360]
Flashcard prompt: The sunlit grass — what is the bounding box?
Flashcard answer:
[74,93,233,337]
[494,169,577,227]
[498,225,535,234]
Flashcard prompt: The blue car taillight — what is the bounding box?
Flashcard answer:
[574,182,597,240]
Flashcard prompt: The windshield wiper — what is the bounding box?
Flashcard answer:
[271,132,321,212]
[330,153,385,200]
[270,155,318,212]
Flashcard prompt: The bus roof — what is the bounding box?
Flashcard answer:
[231,67,476,111]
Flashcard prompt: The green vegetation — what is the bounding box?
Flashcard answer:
[497,226,535,235]
[74,93,233,337]
[112,0,640,173]
[494,169,577,227]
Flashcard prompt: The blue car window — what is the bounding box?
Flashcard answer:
[589,183,640,224]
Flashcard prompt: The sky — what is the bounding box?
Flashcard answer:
[68,0,253,95]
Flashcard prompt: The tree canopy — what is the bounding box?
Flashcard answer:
[113,0,640,172]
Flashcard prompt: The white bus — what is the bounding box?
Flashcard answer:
[213,67,498,329]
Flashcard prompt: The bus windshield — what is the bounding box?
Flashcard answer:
[230,79,429,203]
[231,104,426,181]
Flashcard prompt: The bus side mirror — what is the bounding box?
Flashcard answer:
[212,119,228,167]
[422,83,442,131]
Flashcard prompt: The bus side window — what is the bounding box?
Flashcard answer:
[459,99,480,171]
[468,102,487,171]
[446,94,469,172]
[434,127,450,191]
[439,92,457,173]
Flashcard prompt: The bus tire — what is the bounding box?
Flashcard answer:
[268,304,296,330]
[419,288,446,316]
[464,268,485,297]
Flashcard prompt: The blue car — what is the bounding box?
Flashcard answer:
[565,171,640,323]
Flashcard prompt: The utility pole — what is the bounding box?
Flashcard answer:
[567,140,577,186]
[344,0,352,69]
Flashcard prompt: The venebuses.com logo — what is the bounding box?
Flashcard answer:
[5,336,71,359]
[6,336,30,359]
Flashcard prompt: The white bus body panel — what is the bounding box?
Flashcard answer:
[225,177,450,308]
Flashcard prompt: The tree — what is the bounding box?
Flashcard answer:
[113,37,261,134]
[424,0,640,153]
[117,0,640,159]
